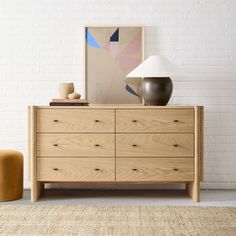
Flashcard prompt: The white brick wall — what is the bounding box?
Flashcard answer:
[0,0,235,189]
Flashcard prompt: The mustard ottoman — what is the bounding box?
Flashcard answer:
[0,150,23,201]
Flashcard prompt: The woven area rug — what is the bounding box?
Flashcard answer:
[0,205,235,236]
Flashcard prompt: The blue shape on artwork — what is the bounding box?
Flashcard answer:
[110,28,119,42]
[125,84,139,97]
[86,30,100,48]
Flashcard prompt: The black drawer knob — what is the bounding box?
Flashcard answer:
[132,120,137,123]
[53,119,59,122]
[173,120,179,123]
[173,168,179,171]
[132,168,138,171]
[132,144,138,147]
[53,144,58,146]
[53,168,59,171]
[94,168,100,171]
[94,120,100,122]
[173,144,179,147]
[94,144,100,147]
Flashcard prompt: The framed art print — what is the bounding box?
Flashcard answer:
[84,25,144,103]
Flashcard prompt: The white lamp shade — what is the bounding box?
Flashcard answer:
[126,55,178,78]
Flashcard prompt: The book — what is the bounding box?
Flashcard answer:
[51,99,89,103]
[49,102,89,106]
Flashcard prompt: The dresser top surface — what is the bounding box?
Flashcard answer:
[30,104,203,109]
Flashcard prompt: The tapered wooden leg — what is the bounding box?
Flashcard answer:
[187,106,203,202]
[29,106,44,202]
[31,182,44,202]
[187,181,200,202]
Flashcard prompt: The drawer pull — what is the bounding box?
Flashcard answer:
[132,144,138,147]
[53,119,59,122]
[53,168,59,171]
[132,120,137,123]
[94,120,100,122]
[173,144,179,147]
[173,120,179,123]
[173,168,179,171]
[132,168,138,171]
[94,144,100,147]
[53,144,58,147]
[94,168,100,171]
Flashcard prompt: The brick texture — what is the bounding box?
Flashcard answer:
[0,0,235,189]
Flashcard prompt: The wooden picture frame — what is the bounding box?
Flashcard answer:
[84,25,144,104]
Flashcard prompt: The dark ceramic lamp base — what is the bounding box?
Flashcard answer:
[140,77,173,106]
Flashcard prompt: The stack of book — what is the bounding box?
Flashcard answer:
[49,99,89,106]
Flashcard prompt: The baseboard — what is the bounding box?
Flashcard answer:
[201,182,236,190]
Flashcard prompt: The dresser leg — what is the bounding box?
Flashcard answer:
[186,182,200,202]
[31,182,44,202]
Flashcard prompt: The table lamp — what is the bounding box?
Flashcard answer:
[126,55,177,105]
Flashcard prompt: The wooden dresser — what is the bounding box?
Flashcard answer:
[29,105,204,202]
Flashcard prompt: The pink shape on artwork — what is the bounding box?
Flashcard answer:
[103,42,119,59]
[121,29,142,55]
[109,42,119,59]
[104,41,110,53]
[118,55,141,73]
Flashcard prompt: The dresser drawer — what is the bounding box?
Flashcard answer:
[116,158,194,182]
[37,158,115,181]
[37,134,114,157]
[116,134,194,157]
[116,109,194,133]
[37,109,115,133]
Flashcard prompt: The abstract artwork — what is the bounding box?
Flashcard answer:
[85,26,144,103]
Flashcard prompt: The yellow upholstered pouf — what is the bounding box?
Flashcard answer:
[0,150,23,201]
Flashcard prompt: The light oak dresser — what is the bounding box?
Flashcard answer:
[29,105,204,202]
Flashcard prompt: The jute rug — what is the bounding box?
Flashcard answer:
[0,205,235,236]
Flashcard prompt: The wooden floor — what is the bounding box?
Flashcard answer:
[1,190,236,206]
